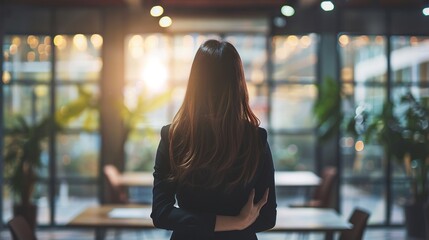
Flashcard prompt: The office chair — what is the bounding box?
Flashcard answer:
[339,208,370,240]
[290,167,337,208]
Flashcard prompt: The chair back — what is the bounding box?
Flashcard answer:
[8,215,37,240]
[104,164,128,203]
[313,167,337,208]
[339,208,370,240]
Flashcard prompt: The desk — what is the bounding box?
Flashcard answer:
[119,171,321,187]
[67,204,153,240]
[67,205,350,240]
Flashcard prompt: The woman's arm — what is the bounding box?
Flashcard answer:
[249,130,277,232]
[215,188,269,231]
[151,126,274,236]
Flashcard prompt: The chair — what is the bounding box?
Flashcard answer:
[290,167,337,208]
[8,215,37,240]
[104,164,128,204]
[339,208,370,240]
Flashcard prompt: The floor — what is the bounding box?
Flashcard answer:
[0,227,416,240]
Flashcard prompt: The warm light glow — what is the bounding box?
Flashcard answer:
[9,44,18,55]
[339,35,350,47]
[375,36,384,45]
[141,60,168,93]
[410,36,419,46]
[73,34,88,51]
[54,35,67,50]
[4,52,9,61]
[44,36,51,45]
[12,36,21,46]
[38,44,45,54]
[150,6,164,17]
[90,34,103,49]
[27,35,39,49]
[45,45,51,55]
[286,35,299,46]
[159,16,172,28]
[2,71,11,84]
[321,1,334,11]
[27,51,36,62]
[423,7,429,16]
[300,36,311,48]
[355,140,364,152]
[342,67,353,81]
[281,5,295,17]
[129,35,144,58]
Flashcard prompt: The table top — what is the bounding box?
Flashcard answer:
[67,205,351,232]
[272,208,352,232]
[67,204,154,229]
[119,171,321,187]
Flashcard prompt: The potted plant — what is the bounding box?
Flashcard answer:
[351,92,429,238]
[3,87,96,230]
[118,90,171,171]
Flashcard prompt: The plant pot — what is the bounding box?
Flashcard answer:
[404,201,426,239]
[13,204,37,232]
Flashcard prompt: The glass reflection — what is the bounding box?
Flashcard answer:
[55,34,102,81]
[391,36,429,83]
[270,134,316,171]
[56,133,99,178]
[339,35,386,83]
[271,84,316,129]
[3,35,51,81]
[272,34,318,82]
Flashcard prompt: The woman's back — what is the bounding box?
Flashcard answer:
[150,40,277,240]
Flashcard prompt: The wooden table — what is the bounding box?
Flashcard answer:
[67,205,350,240]
[119,171,321,187]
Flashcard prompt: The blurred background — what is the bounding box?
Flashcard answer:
[1,0,429,239]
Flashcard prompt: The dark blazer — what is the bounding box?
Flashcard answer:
[151,125,277,240]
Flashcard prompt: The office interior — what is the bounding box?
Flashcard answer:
[1,0,429,239]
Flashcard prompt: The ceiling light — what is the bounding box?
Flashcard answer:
[159,16,172,28]
[321,1,335,11]
[423,7,429,16]
[150,6,164,17]
[281,5,295,17]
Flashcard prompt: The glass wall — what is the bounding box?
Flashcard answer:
[339,35,387,224]
[2,34,101,224]
[390,36,429,224]
[123,33,319,173]
[339,35,429,225]
[271,34,318,171]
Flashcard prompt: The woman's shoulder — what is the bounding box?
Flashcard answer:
[257,127,267,139]
[160,124,171,139]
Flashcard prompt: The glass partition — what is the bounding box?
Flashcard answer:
[270,34,318,171]
[339,35,387,224]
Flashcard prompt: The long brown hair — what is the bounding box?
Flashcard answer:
[169,40,261,191]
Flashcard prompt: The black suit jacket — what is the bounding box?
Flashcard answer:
[151,125,277,240]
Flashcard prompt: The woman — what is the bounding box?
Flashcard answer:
[151,40,277,240]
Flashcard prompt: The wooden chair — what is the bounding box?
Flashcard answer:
[104,164,128,204]
[290,167,337,208]
[339,208,370,240]
[8,215,37,240]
